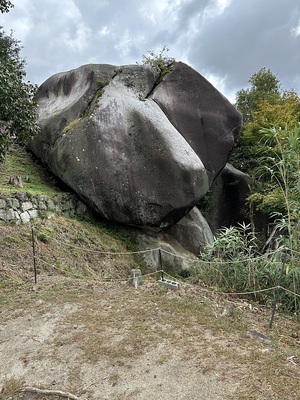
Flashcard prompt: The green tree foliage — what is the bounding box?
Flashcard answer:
[231,68,300,173]
[235,67,281,124]
[0,0,13,13]
[231,68,300,251]
[193,68,300,312]
[0,2,39,160]
[249,125,300,251]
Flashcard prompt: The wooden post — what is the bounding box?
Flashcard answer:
[31,227,37,284]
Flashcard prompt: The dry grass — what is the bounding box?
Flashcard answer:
[0,260,300,399]
[0,215,143,293]
[1,147,300,399]
[1,215,299,399]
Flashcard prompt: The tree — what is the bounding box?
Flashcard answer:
[0,2,39,160]
[231,68,300,245]
[231,68,300,173]
[0,0,13,13]
[235,67,281,124]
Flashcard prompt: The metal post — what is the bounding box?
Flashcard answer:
[269,248,289,329]
[159,248,164,280]
[31,227,37,284]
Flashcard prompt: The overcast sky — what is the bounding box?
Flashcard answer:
[1,0,300,102]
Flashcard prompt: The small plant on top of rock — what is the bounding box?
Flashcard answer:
[138,45,175,70]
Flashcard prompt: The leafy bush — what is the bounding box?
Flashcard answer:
[139,45,175,70]
[190,223,300,314]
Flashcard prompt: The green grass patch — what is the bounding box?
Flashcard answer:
[0,145,63,197]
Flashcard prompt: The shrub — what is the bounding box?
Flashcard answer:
[190,223,300,314]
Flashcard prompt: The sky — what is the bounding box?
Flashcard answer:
[1,0,300,102]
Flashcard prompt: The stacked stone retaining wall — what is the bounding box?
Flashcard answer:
[0,192,88,224]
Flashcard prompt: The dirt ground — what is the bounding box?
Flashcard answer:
[0,276,299,400]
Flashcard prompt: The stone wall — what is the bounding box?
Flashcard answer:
[0,192,88,224]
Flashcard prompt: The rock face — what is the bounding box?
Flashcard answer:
[199,163,253,233]
[30,62,242,228]
[167,207,214,254]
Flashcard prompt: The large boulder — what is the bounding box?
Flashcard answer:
[166,206,214,254]
[136,231,196,276]
[30,62,242,228]
[199,163,253,233]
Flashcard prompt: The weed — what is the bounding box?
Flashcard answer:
[1,378,24,397]
[191,223,300,314]
[37,230,52,244]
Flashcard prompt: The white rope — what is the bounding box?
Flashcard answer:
[49,235,160,255]
[160,247,283,264]
[159,248,195,262]
[33,228,290,262]
[280,286,300,298]
[217,286,280,296]
[35,256,129,281]
[143,270,164,277]
[30,228,300,299]
[161,270,180,282]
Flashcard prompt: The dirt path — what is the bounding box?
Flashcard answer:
[0,279,299,399]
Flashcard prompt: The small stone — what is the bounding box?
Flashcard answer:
[221,304,234,317]
[0,199,6,209]
[28,209,38,219]
[247,330,271,343]
[0,208,15,221]
[76,200,87,216]
[20,211,31,224]
[9,175,23,187]
[21,201,33,212]
[47,198,56,210]
[6,198,20,210]
[37,194,48,202]
[38,201,47,210]
[16,192,28,201]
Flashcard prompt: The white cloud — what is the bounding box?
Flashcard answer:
[62,23,92,52]
[1,0,300,99]
[1,0,35,41]
[204,72,233,102]
[291,19,300,37]
[98,26,110,37]
[56,0,82,21]
[215,0,232,13]
[204,0,232,19]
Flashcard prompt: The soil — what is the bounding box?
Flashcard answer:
[0,277,299,400]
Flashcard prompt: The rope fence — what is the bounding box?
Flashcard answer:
[26,226,300,328]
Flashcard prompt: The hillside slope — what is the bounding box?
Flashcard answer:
[0,147,299,400]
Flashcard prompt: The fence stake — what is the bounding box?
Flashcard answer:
[159,248,164,281]
[31,227,37,284]
[269,248,289,329]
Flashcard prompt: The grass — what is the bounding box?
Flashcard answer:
[0,216,143,299]
[1,278,300,399]
[0,145,63,197]
[1,146,300,399]
[0,378,24,398]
